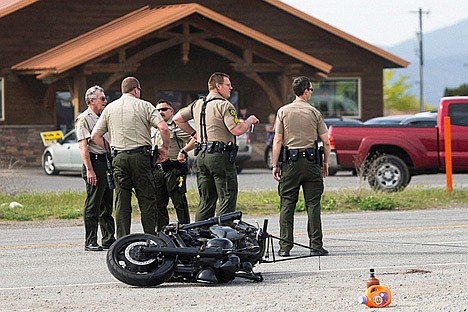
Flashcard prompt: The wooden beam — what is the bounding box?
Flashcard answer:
[193,40,243,63]
[231,63,284,73]
[243,72,283,108]
[181,22,190,64]
[190,16,290,66]
[279,73,291,104]
[194,40,284,108]
[102,73,124,91]
[67,74,87,120]
[83,63,140,74]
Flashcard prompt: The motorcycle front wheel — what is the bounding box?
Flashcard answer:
[106,233,176,287]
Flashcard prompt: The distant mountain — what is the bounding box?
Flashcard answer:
[382,19,468,107]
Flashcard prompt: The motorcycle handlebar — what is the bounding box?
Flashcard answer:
[180,211,243,230]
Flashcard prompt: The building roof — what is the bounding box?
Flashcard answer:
[12,3,333,79]
[0,0,38,18]
[265,0,409,68]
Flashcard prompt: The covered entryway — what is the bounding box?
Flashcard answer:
[13,4,332,124]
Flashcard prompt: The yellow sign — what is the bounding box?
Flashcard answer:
[40,130,63,146]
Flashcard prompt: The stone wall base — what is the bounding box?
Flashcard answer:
[0,125,55,167]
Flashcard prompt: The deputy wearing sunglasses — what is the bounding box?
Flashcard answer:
[151,100,196,230]
[271,76,330,258]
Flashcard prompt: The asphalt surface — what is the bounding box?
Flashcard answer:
[2,167,468,193]
[0,209,467,311]
[1,167,467,311]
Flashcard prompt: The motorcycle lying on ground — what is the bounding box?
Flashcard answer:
[106,211,320,287]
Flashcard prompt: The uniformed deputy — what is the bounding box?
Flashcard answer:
[173,72,259,221]
[271,76,331,257]
[152,99,196,231]
[76,85,115,251]
[91,77,170,238]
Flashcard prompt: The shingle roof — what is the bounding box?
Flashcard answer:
[0,0,38,18]
[265,0,409,68]
[12,3,333,78]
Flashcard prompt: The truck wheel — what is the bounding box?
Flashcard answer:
[328,167,338,176]
[367,155,410,192]
[236,163,244,174]
[264,145,273,169]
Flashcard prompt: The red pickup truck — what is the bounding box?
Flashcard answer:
[328,96,468,191]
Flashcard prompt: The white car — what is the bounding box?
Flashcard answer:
[42,127,252,175]
[42,129,82,175]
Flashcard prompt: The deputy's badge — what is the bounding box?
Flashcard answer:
[79,118,86,127]
[234,117,239,124]
[229,108,237,117]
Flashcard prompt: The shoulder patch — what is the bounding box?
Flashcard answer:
[79,118,86,127]
[229,108,237,117]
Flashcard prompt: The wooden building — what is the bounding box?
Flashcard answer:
[0,0,409,166]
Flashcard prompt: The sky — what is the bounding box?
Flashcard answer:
[281,0,468,47]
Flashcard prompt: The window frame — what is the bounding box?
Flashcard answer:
[448,103,468,127]
[310,77,361,119]
[0,77,4,121]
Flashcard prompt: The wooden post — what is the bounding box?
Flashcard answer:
[444,116,453,193]
[69,74,87,120]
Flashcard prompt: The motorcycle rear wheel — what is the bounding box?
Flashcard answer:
[106,233,176,287]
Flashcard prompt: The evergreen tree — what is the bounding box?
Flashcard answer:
[444,84,468,96]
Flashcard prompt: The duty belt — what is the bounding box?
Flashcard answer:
[113,146,151,157]
[194,141,237,154]
[285,147,319,163]
[89,152,107,162]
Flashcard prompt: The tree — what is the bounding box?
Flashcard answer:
[444,83,468,96]
[383,70,419,112]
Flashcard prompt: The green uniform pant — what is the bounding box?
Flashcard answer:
[195,152,238,221]
[278,157,324,252]
[153,168,190,231]
[82,160,115,246]
[112,152,158,239]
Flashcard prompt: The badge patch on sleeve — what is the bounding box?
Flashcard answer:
[79,118,86,127]
[229,108,237,117]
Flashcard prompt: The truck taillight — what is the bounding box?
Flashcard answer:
[329,135,335,149]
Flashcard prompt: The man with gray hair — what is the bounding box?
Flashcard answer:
[76,85,115,251]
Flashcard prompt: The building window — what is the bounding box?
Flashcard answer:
[0,77,4,121]
[309,78,360,118]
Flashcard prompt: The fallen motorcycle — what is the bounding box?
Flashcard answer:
[107,211,319,286]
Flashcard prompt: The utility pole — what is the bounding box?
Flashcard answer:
[411,8,430,112]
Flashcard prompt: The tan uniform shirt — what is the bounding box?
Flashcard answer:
[179,92,239,144]
[275,98,328,149]
[75,107,108,154]
[152,116,191,160]
[94,93,164,150]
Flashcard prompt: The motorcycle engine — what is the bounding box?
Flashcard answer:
[210,226,243,240]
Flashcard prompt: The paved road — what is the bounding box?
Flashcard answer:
[1,167,468,194]
[0,208,466,311]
